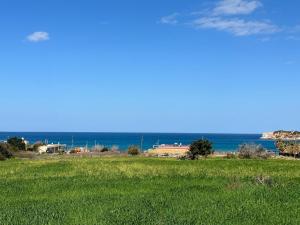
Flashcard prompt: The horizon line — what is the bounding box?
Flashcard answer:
[0,131,264,135]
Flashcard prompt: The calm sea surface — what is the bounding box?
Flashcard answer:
[0,132,277,152]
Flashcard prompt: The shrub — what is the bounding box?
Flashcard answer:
[276,140,300,156]
[70,149,77,154]
[0,143,14,160]
[238,144,271,159]
[224,153,236,159]
[7,137,26,151]
[32,142,45,152]
[254,175,275,187]
[188,139,213,160]
[101,147,110,153]
[128,145,140,156]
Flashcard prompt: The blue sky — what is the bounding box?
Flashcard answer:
[0,0,299,133]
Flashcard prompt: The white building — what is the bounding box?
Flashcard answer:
[37,144,66,154]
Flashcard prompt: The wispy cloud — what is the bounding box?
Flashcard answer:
[27,31,50,42]
[160,13,179,25]
[213,0,262,16]
[193,17,279,36]
[160,0,283,37]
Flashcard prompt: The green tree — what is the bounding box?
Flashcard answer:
[188,139,213,159]
[7,137,26,151]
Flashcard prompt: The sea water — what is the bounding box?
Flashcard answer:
[0,132,276,152]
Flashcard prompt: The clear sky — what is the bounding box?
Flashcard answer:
[0,0,299,133]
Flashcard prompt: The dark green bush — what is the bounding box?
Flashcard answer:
[7,137,26,151]
[101,147,110,153]
[188,139,213,160]
[128,145,140,156]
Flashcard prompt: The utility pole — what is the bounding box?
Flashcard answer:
[71,136,74,149]
[140,135,144,152]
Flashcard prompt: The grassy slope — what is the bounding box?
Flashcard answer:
[0,157,299,225]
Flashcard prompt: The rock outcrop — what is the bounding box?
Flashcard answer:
[262,130,300,140]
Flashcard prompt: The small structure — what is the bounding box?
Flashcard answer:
[148,143,190,157]
[38,143,66,154]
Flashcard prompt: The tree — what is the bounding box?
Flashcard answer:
[128,145,140,156]
[188,139,213,159]
[7,137,26,151]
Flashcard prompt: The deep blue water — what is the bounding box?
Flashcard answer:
[0,132,276,152]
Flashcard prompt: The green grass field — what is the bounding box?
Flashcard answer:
[0,157,299,225]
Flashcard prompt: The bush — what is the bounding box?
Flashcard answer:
[128,145,140,156]
[0,143,14,160]
[188,139,213,160]
[101,147,110,153]
[276,140,300,156]
[238,144,271,159]
[70,149,77,154]
[7,137,26,151]
[224,153,237,159]
[254,175,275,187]
[32,142,45,152]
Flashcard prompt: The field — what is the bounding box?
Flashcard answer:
[0,157,300,225]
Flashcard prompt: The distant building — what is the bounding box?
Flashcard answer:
[148,143,190,157]
[261,132,274,140]
[38,144,66,154]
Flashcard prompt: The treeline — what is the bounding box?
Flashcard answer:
[0,137,42,160]
[0,137,26,160]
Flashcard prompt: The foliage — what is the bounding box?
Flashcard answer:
[127,145,140,155]
[33,142,45,152]
[7,137,26,151]
[254,175,275,187]
[0,158,299,224]
[69,149,77,154]
[273,130,300,139]
[188,139,213,159]
[238,144,271,159]
[0,143,14,160]
[101,147,110,153]
[224,153,237,159]
[275,140,300,155]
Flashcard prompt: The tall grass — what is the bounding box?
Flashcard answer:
[0,157,299,225]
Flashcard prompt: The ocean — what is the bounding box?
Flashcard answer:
[0,132,277,152]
